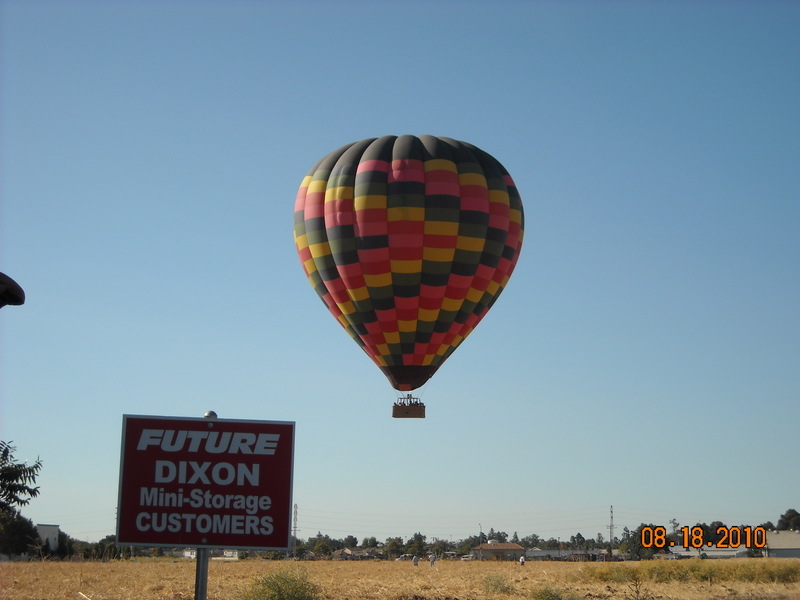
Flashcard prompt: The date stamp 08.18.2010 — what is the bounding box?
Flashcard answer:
[640,525,767,550]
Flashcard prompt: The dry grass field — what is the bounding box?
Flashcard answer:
[2,558,799,600]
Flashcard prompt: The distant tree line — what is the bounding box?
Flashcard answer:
[286,511,799,560]
[4,509,798,561]
[2,441,798,560]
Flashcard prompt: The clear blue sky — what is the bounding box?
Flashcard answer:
[1,0,798,545]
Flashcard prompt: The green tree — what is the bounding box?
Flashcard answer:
[406,532,426,556]
[343,535,358,548]
[384,536,404,558]
[307,532,343,557]
[57,530,75,558]
[311,538,331,557]
[521,533,541,548]
[570,533,586,550]
[361,536,378,548]
[623,524,657,560]
[487,528,508,542]
[456,534,480,554]
[777,509,800,530]
[1,441,43,512]
[0,508,40,558]
[290,535,307,559]
[541,537,560,550]
[707,521,727,544]
[431,538,452,556]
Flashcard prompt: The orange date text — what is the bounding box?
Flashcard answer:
[640,525,766,549]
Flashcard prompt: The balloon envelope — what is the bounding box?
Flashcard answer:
[293,135,524,391]
[0,272,25,308]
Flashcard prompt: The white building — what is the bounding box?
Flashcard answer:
[765,530,800,558]
[36,524,60,552]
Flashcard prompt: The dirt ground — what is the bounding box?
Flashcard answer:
[1,558,799,600]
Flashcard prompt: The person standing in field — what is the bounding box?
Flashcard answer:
[412,555,419,566]
[429,554,436,566]
[519,555,525,566]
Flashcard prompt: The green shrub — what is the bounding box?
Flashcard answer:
[582,558,800,586]
[689,561,719,584]
[584,564,636,582]
[639,560,689,582]
[530,585,580,600]
[240,567,321,600]
[742,560,800,583]
[766,561,800,583]
[483,572,513,594]
[624,569,654,600]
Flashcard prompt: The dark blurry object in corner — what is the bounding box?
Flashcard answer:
[0,272,25,308]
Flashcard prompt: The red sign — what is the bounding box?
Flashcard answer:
[117,414,294,550]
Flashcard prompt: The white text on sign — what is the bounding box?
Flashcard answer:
[137,429,280,454]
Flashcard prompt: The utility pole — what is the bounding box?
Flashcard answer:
[607,505,615,548]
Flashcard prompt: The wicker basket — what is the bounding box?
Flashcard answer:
[392,403,426,418]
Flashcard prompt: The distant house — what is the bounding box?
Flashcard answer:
[765,530,800,558]
[669,546,749,559]
[183,548,240,560]
[525,547,565,560]
[471,541,525,561]
[524,547,611,561]
[332,547,385,560]
[666,529,800,559]
[36,524,60,552]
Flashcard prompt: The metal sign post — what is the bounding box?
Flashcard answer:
[193,411,216,600]
[194,547,209,600]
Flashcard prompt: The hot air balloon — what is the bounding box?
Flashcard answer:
[293,135,524,417]
[0,272,25,309]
